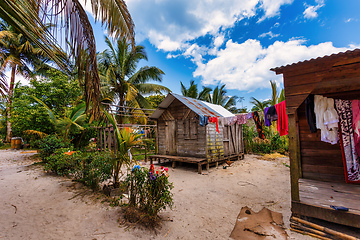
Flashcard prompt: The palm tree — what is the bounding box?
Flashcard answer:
[0,0,135,116]
[250,97,271,112]
[208,84,240,113]
[269,80,285,105]
[0,21,49,142]
[98,37,169,124]
[180,80,212,101]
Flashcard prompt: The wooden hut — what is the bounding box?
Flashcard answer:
[271,49,360,228]
[149,93,244,173]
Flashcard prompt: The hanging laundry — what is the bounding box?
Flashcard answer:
[275,101,288,136]
[352,100,360,158]
[264,107,271,127]
[252,111,265,139]
[266,105,278,125]
[236,113,247,125]
[209,117,219,133]
[246,112,253,119]
[314,95,339,144]
[305,94,317,133]
[323,98,339,144]
[199,115,208,127]
[335,99,360,183]
[224,116,237,126]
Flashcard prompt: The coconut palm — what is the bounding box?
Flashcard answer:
[250,97,271,112]
[208,84,240,113]
[0,20,50,141]
[98,37,169,124]
[269,80,285,105]
[0,0,135,116]
[180,80,212,101]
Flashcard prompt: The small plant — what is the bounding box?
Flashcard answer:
[104,111,142,188]
[44,148,77,176]
[73,152,113,190]
[124,164,173,226]
[37,135,71,161]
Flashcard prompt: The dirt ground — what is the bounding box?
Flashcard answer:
[0,149,312,239]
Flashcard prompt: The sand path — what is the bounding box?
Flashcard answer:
[0,149,310,239]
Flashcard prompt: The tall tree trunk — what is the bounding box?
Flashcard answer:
[5,66,16,142]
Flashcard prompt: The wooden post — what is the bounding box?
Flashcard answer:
[205,124,209,166]
[288,113,301,202]
[155,123,158,154]
[108,127,111,152]
[103,127,107,151]
[144,142,147,163]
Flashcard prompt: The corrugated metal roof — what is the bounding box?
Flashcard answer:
[270,49,360,73]
[150,93,235,119]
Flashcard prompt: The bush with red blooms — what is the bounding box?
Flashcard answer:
[125,164,173,222]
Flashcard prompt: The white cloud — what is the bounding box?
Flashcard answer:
[257,0,293,22]
[259,31,280,39]
[303,0,324,19]
[193,39,351,92]
[127,0,294,51]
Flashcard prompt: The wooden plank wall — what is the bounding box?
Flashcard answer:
[222,124,244,157]
[157,99,206,157]
[157,120,167,155]
[176,113,206,157]
[297,102,345,182]
[206,122,224,162]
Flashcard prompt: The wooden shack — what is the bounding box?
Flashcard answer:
[149,93,244,173]
[271,49,360,228]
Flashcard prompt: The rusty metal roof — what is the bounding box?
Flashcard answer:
[150,93,235,119]
[270,48,360,74]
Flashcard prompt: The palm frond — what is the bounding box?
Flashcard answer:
[23,129,48,138]
[31,95,57,124]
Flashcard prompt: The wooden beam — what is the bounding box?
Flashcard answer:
[288,113,301,201]
[182,109,191,120]
[292,201,360,228]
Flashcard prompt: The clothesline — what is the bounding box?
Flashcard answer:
[198,100,289,137]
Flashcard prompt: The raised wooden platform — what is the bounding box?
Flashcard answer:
[148,154,242,174]
[292,178,360,228]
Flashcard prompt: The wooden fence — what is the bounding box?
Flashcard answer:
[96,124,157,162]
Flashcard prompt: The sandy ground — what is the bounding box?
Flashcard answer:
[0,149,312,239]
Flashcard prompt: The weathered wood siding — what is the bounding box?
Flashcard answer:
[223,123,244,157]
[157,99,206,157]
[176,114,206,158]
[206,121,224,162]
[156,98,244,159]
[276,53,360,184]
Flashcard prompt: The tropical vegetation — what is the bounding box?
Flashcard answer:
[98,37,169,124]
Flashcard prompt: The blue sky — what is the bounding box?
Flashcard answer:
[85,0,360,110]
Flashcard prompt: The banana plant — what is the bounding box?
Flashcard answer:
[31,96,86,141]
[103,110,142,187]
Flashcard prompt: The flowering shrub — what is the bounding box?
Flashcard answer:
[125,164,173,221]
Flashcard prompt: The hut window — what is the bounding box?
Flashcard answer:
[184,119,197,140]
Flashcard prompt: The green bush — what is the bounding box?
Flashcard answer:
[125,165,173,221]
[37,135,71,161]
[243,124,289,154]
[44,149,113,190]
[73,152,113,190]
[44,148,77,176]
